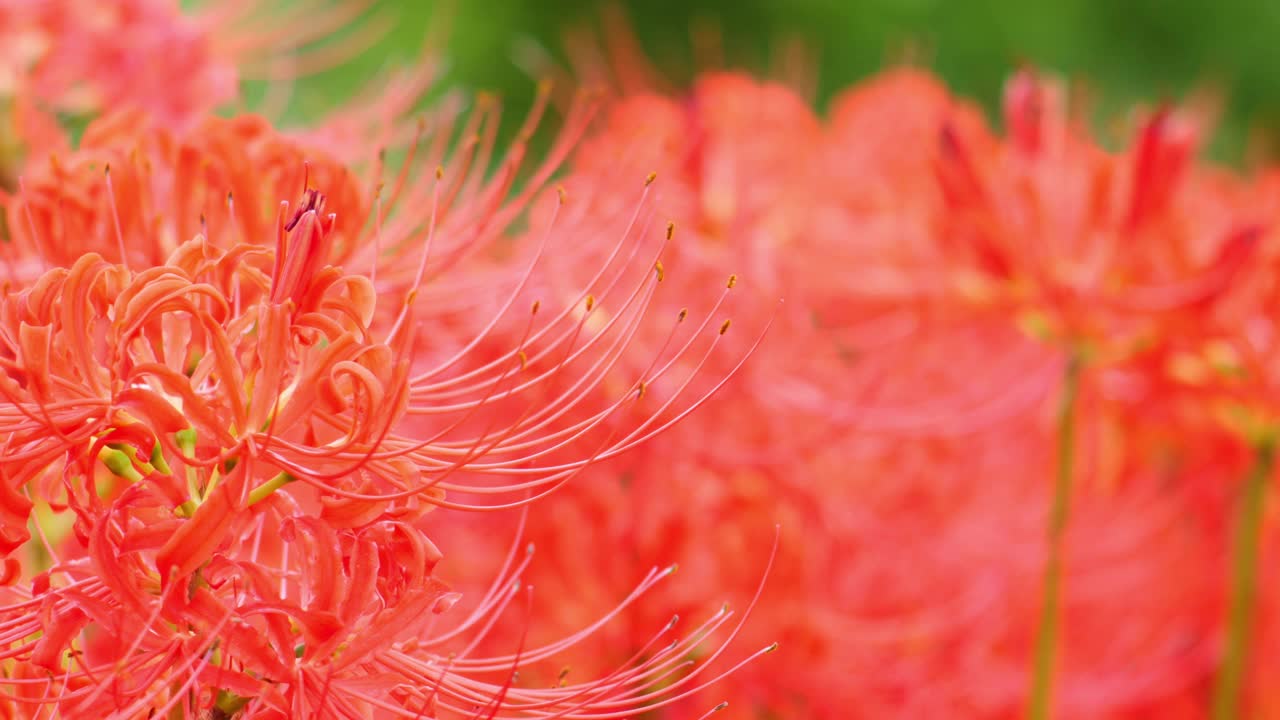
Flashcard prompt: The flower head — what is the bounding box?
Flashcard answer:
[0,66,773,713]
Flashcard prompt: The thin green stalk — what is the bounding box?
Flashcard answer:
[1212,437,1276,720]
[246,471,295,507]
[1027,354,1082,720]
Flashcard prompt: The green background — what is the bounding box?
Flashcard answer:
[290,0,1280,164]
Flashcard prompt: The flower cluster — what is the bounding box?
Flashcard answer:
[8,2,1280,720]
[0,4,778,718]
[418,50,1280,720]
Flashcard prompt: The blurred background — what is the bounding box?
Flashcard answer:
[290,0,1280,163]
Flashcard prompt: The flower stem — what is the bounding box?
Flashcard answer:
[1027,354,1081,720]
[246,471,295,507]
[1212,437,1276,720]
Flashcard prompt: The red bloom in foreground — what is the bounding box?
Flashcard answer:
[0,92,776,716]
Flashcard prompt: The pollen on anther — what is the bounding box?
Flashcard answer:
[719,319,732,335]
[531,300,541,315]
[637,382,647,399]
[666,222,675,240]
[645,172,658,186]
[726,274,738,289]
[556,185,567,204]
[678,308,689,322]
[435,165,444,180]
[585,295,595,312]
[518,351,528,371]
[654,260,665,282]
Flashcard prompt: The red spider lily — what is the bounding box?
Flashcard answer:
[525,73,829,455]
[918,70,1264,357]
[400,51,1280,720]
[0,0,384,126]
[821,68,1276,720]
[0,69,775,713]
[430,375,1245,720]
[0,483,778,718]
[0,83,765,527]
[0,0,412,193]
[10,0,1279,715]
[406,69,834,719]
[1,111,366,281]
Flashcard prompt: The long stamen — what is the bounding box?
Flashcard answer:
[103,166,127,270]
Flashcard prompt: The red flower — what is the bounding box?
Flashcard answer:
[407,57,1280,720]
[0,80,773,715]
[0,0,386,126]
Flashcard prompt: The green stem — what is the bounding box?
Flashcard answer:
[1027,354,1082,720]
[246,472,295,507]
[1212,438,1276,720]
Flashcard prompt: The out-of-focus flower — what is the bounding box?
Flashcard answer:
[0,0,385,124]
[925,70,1261,359]
[0,0,411,189]
[409,47,1280,719]
[825,68,1276,720]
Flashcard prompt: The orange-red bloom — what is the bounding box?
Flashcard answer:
[411,59,1280,720]
[0,72,777,714]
